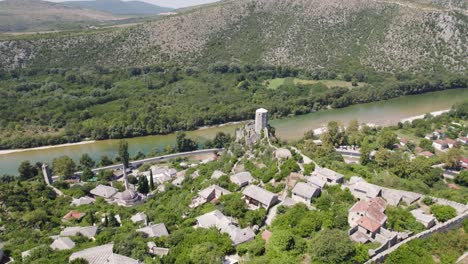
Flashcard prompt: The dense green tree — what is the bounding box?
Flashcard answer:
[99,155,113,166]
[189,242,223,264]
[118,140,130,168]
[18,161,38,181]
[321,121,344,147]
[79,153,95,168]
[386,206,425,233]
[70,258,89,264]
[52,156,76,180]
[419,138,435,152]
[137,176,149,194]
[309,229,355,264]
[376,130,398,149]
[81,167,94,182]
[266,229,305,256]
[206,132,233,148]
[441,148,461,169]
[455,170,468,187]
[219,193,247,218]
[176,132,198,152]
[431,204,457,222]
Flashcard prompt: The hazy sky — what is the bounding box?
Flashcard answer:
[47,0,221,8]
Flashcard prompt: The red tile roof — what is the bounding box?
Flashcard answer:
[447,183,461,190]
[63,211,86,220]
[262,230,272,242]
[349,198,387,232]
[419,151,434,157]
[357,216,382,233]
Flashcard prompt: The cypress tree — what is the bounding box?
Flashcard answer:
[149,170,155,191]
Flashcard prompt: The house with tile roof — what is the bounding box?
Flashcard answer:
[344,176,382,201]
[230,172,254,188]
[90,185,119,199]
[242,185,279,210]
[137,223,169,238]
[147,242,169,256]
[60,226,98,239]
[306,175,326,189]
[291,182,320,204]
[314,166,344,185]
[69,243,140,264]
[62,211,86,222]
[190,185,231,208]
[348,198,387,241]
[131,212,148,225]
[196,210,255,246]
[50,237,75,250]
[71,196,95,206]
[410,209,436,228]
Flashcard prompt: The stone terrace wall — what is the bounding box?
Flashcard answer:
[366,211,468,263]
[429,196,468,215]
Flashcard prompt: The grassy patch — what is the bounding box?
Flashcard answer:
[294,79,366,88]
[264,78,366,90]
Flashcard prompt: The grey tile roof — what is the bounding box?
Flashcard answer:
[69,244,140,264]
[230,172,254,186]
[307,176,326,188]
[242,185,278,208]
[50,237,75,250]
[60,226,97,239]
[147,242,170,256]
[71,196,95,206]
[211,170,225,179]
[131,212,147,224]
[411,209,435,224]
[137,223,169,238]
[90,185,118,198]
[316,167,344,181]
[292,182,320,200]
[196,210,255,245]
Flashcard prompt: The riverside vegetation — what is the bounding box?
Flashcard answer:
[0,63,466,150]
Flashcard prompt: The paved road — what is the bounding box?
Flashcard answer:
[336,148,361,157]
[75,148,223,175]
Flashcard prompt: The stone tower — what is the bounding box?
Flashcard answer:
[255,108,268,134]
[42,163,53,185]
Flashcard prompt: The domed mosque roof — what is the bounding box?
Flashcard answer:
[121,189,138,201]
[116,189,142,207]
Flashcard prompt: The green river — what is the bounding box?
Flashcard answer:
[0,89,467,175]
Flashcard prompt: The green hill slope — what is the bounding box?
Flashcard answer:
[0,0,466,72]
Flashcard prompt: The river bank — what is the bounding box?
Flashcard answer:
[0,121,248,156]
[400,109,450,123]
[0,140,96,156]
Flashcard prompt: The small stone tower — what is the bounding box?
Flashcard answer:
[42,163,53,185]
[255,108,268,134]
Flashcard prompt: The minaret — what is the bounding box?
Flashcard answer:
[123,166,129,190]
[255,108,268,134]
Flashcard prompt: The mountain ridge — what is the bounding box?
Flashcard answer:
[64,0,174,15]
[0,0,120,32]
[0,0,466,73]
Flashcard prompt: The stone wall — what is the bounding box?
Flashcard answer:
[366,211,468,263]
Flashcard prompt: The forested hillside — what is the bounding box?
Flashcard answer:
[0,64,466,149]
[0,0,466,72]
